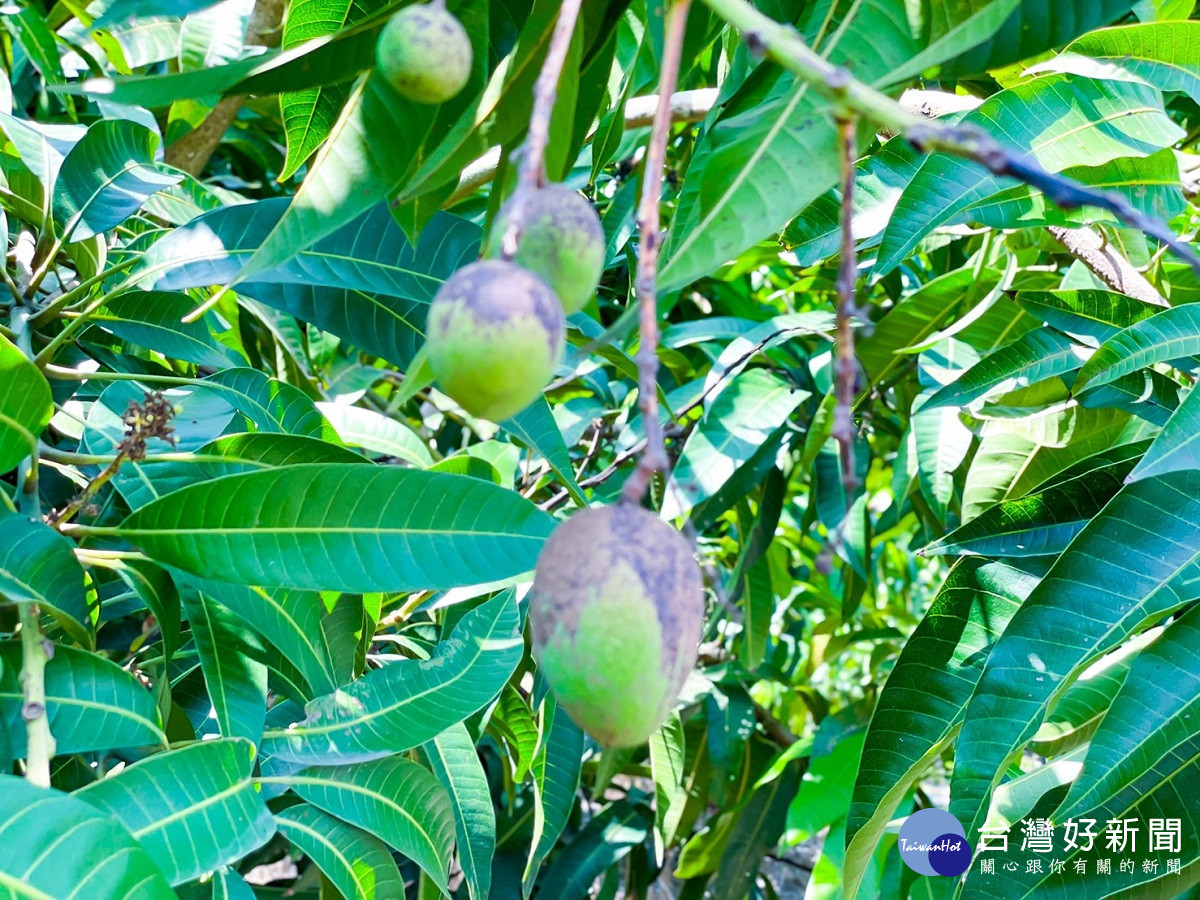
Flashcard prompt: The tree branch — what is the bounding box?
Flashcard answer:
[1048,226,1169,308]
[620,0,691,506]
[701,0,1200,277]
[163,0,285,176]
[832,113,859,505]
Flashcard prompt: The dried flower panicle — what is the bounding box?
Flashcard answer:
[118,392,177,461]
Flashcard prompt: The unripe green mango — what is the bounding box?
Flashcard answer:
[530,503,705,748]
[376,3,472,104]
[491,184,604,314]
[426,260,565,422]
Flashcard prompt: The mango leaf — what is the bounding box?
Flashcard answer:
[277,0,390,179]
[1058,604,1200,818]
[92,291,243,368]
[950,471,1200,840]
[118,466,555,592]
[189,578,356,697]
[0,775,174,898]
[1031,21,1200,104]
[275,802,404,900]
[137,198,480,367]
[1016,288,1161,341]
[76,738,275,886]
[1129,384,1200,480]
[522,696,584,895]
[843,558,1048,900]
[503,397,586,506]
[52,120,180,241]
[202,368,337,440]
[664,369,806,519]
[648,712,686,864]
[422,723,494,900]
[710,762,801,899]
[261,592,522,764]
[535,800,648,897]
[1074,303,1200,389]
[921,450,1137,558]
[273,756,455,893]
[179,587,268,743]
[0,333,52,474]
[875,76,1183,275]
[0,509,88,628]
[924,329,1085,410]
[316,402,432,467]
[0,642,165,756]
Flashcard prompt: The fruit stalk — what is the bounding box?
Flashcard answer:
[620,0,690,506]
[832,113,859,506]
[499,0,584,260]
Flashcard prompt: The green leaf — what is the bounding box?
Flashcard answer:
[421,723,495,900]
[274,756,455,893]
[188,578,355,697]
[843,558,1048,900]
[503,397,586,506]
[316,402,432,467]
[925,329,1086,410]
[876,76,1183,274]
[137,198,480,367]
[179,587,268,743]
[119,466,556,592]
[522,695,584,895]
[0,509,88,628]
[648,712,686,864]
[261,592,522,764]
[203,368,337,440]
[950,471,1200,840]
[663,369,807,519]
[76,738,275,886]
[1074,302,1200,390]
[0,775,174,898]
[1058,604,1200,818]
[275,802,404,900]
[710,761,801,899]
[922,449,1137,557]
[92,291,243,368]
[1016,288,1161,341]
[52,120,180,242]
[1129,383,1200,480]
[0,642,166,756]
[95,0,224,28]
[535,800,647,897]
[277,0,390,179]
[0,333,52,474]
[1032,22,1200,105]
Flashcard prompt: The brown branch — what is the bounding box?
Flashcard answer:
[498,0,584,260]
[620,0,690,507]
[832,113,859,505]
[1048,226,1169,308]
[163,0,285,176]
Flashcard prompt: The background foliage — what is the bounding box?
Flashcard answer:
[3,0,1200,897]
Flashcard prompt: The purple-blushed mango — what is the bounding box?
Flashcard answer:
[530,503,705,748]
[491,184,605,314]
[426,260,565,422]
[376,3,472,105]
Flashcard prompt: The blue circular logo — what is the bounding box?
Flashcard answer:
[898,809,971,877]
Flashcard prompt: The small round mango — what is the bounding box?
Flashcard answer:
[529,503,705,748]
[425,260,565,422]
[376,3,472,104]
[491,184,605,314]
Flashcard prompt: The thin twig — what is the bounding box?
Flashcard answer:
[620,0,690,507]
[832,114,859,505]
[498,0,584,260]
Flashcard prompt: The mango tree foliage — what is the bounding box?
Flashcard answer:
[1,0,1199,898]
